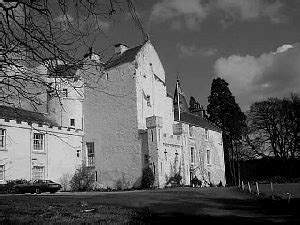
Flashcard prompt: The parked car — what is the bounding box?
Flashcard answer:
[14,180,61,194]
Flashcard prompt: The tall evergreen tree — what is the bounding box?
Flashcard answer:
[207,77,246,185]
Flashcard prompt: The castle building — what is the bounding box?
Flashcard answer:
[0,40,225,188]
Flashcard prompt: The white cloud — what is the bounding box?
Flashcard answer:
[96,20,110,31]
[54,14,74,23]
[150,0,209,30]
[215,0,285,23]
[178,44,218,57]
[150,0,285,30]
[214,44,300,110]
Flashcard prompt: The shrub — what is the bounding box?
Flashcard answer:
[141,166,154,188]
[70,164,94,191]
[166,172,182,186]
[59,173,72,191]
[115,174,131,190]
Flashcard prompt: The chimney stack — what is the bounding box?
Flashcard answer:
[114,43,129,55]
[190,102,205,118]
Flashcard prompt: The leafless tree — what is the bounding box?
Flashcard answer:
[0,0,144,110]
[245,94,300,160]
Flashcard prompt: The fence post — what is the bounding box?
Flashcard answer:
[256,182,260,196]
[241,181,244,191]
[248,182,251,193]
[287,193,291,204]
[270,182,274,198]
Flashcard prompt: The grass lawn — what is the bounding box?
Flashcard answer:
[0,187,299,224]
[243,182,300,199]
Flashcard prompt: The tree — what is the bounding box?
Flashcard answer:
[0,0,143,109]
[141,166,154,189]
[246,94,300,176]
[70,164,94,191]
[207,77,246,185]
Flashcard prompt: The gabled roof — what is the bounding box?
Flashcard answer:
[104,44,144,70]
[174,110,222,132]
[0,105,58,127]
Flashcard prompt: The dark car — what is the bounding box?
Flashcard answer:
[14,180,61,194]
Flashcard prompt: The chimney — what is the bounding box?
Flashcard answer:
[190,103,205,118]
[114,43,129,55]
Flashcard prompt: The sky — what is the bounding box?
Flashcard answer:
[59,0,300,111]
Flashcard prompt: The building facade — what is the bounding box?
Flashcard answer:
[0,106,83,184]
[0,40,225,188]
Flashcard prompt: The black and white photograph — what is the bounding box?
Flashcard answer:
[0,0,299,224]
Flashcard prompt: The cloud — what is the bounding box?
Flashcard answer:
[215,0,285,23]
[96,20,110,31]
[54,14,74,23]
[214,44,300,110]
[150,0,209,30]
[150,0,286,30]
[177,44,218,57]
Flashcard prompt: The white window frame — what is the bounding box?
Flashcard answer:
[191,147,195,164]
[87,142,95,166]
[189,125,193,137]
[205,129,209,141]
[33,133,45,151]
[32,166,45,180]
[0,128,6,149]
[0,165,5,181]
[207,149,211,165]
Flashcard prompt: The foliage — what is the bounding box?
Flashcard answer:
[70,164,94,192]
[59,173,72,191]
[245,94,299,161]
[191,176,202,187]
[207,77,246,185]
[115,173,131,190]
[166,172,182,186]
[141,166,155,189]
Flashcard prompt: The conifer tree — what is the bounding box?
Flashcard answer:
[207,77,246,185]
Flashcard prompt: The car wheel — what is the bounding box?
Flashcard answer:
[35,188,41,194]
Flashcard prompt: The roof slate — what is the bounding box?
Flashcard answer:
[104,44,143,70]
[174,110,222,132]
[0,105,58,127]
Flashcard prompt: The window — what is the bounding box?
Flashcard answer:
[146,95,151,106]
[151,130,154,142]
[208,171,211,182]
[76,150,80,157]
[205,129,209,140]
[93,171,98,181]
[189,125,193,137]
[207,150,210,165]
[0,165,4,181]
[70,119,75,127]
[33,133,44,151]
[61,88,68,97]
[32,166,44,180]
[191,147,195,164]
[87,142,95,166]
[0,129,6,149]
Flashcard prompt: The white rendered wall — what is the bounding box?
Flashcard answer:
[83,62,143,189]
[0,119,83,184]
